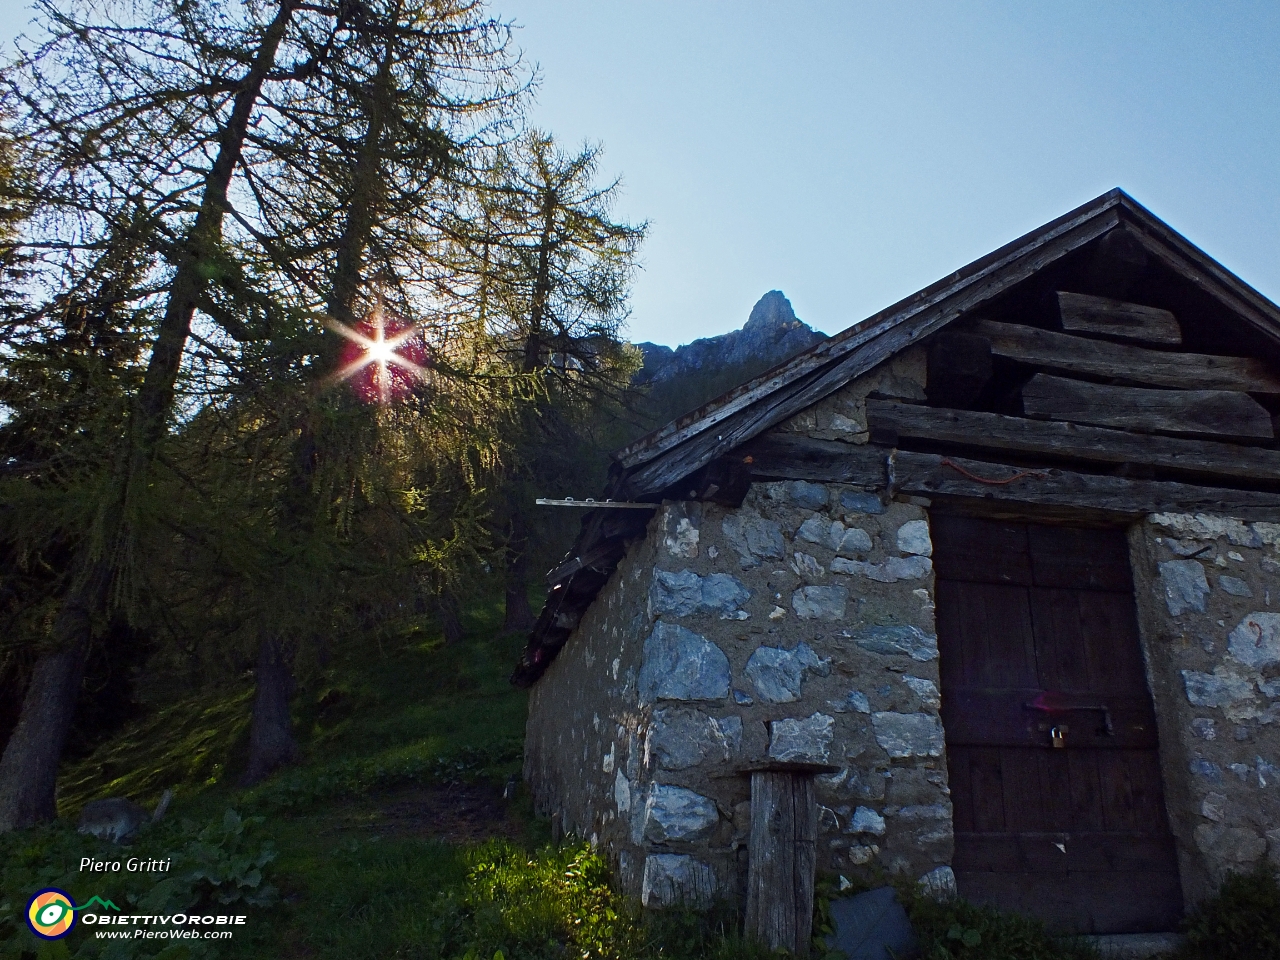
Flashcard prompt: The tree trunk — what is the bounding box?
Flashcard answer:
[0,567,106,831]
[439,587,464,646]
[242,636,298,786]
[502,510,535,633]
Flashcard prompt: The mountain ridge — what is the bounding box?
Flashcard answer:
[632,290,826,385]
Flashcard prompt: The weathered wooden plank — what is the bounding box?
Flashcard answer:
[896,448,1280,518]
[973,320,1280,393]
[953,832,1178,873]
[1056,291,1182,345]
[1021,374,1274,439]
[746,770,818,958]
[864,399,1280,482]
[742,433,886,485]
[743,436,1280,519]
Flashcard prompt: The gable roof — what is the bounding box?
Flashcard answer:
[512,188,1280,686]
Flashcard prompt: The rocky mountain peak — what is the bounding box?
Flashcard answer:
[635,290,826,386]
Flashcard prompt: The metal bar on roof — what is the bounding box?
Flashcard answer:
[535,497,658,509]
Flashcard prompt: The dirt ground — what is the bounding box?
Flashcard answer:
[331,783,525,844]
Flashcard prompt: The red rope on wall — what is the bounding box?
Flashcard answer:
[940,458,1050,486]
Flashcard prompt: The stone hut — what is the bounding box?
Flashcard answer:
[514,189,1280,937]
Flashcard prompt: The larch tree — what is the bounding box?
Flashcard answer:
[206,0,528,783]
[0,0,330,830]
[440,132,646,632]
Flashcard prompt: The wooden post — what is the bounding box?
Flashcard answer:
[742,762,836,958]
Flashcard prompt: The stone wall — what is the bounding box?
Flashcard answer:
[525,478,954,909]
[1128,513,1280,904]
[774,344,927,442]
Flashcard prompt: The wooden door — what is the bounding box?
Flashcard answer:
[933,515,1181,934]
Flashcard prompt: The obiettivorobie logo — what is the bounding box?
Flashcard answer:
[26,889,120,940]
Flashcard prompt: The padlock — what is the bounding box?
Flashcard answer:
[1050,724,1068,748]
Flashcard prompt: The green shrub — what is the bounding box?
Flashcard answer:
[903,889,1098,960]
[0,809,277,959]
[1177,865,1280,960]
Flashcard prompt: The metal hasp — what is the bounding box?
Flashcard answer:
[1024,698,1114,736]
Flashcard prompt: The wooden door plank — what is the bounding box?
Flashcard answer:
[930,515,1032,584]
[977,583,1039,688]
[1038,751,1075,834]
[1028,524,1134,592]
[1031,587,1092,694]
[975,319,1280,393]
[953,832,1179,873]
[1001,748,1049,833]
[949,747,977,833]
[967,748,1008,833]
[1022,373,1275,439]
[1067,750,1106,832]
[1056,291,1183,345]
[956,870,1183,934]
[1077,592,1151,697]
[866,399,1280,484]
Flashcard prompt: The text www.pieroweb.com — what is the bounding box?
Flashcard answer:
[86,913,244,940]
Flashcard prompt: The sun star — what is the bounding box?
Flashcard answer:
[325,304,430,403]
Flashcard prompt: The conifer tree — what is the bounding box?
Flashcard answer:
[0,0,316,830]
[441,132,646,630]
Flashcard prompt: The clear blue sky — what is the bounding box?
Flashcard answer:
[4,1,1278,347]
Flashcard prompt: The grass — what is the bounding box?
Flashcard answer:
[0,601,775,960]
[7,599,1274,960]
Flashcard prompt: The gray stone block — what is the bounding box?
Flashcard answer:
[791,552,826,578]
[832,555,933,583]
[1228,612,1280,669]
[896,520,932,557]
[723,511,785,565]
[850,806,886,835]
[640,854,718,909]
[1194,823,1266,865]
[901,675,941,708]
[824,887,917,960]
[643,784,720,842]
[797,516,830,545]
[918,865,957,901]
[769,712,835,763]
[1189,757,1223,784]
[830,689,872,714]
[832,522,874,555]
[1218,575,1253,598]
[872,712,944,758]
[702,572,752,616]
[745,640,831,703]
[1181,669,1255,709]
[638,622,731,703]
[1159,559,1210,615]
[771,480,830,510]
[650,568,703,616]
[651,568,751,618]
[850,624,939,662]
[840,491,886,515]
[649,707,742,769]
[792,585,849,620]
